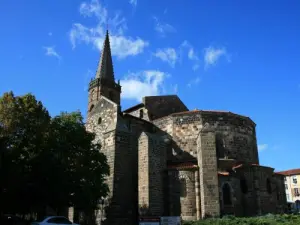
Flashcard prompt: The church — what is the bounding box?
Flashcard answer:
[85,31,287,225]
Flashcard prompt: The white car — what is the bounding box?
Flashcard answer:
[31,216,80,225]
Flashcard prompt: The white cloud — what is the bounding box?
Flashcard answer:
[129,0,137,8]
[204,46,228,69]
[153,16,176,37]
[70,0,148,59]
[187,77,201,88]
[154,48,177,68]
[43,46,61,61]
[120,70,168,102]
[180,41,200,71]
[258,144,268,152]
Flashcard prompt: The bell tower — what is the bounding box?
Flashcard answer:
[87,30,121,115]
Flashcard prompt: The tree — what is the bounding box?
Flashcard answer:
[0,92,109,217]
[0,92,51,214]
[41,112,110,212]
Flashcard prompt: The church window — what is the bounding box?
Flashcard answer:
[222,183,232,205]
[266,178,272,194]
[139,109,144,119]
[240,178,248,194]
[98,117,102,124]
[89,104,94,112]
[179,178,187,198]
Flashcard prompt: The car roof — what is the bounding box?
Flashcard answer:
[44,216,68,221]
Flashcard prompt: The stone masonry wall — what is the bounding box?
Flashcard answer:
[200,111,258,164]
[235,168,258,217]
[138,133,150,208]
[154,110,258,164]
[197,131,220,218]
[273,174,287,213]
[167,170,197,220]
[138,132,167,216]
[107,130,135,225]
[127,107,151,121]
[86,97,118,145]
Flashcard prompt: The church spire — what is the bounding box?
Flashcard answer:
[95,30,115,81]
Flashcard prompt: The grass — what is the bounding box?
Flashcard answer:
[183,214,300,225]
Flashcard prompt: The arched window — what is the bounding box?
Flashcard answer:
[240,178,248,194]
[98,117,102,124]
[266,178,272,194]
[89,104,94,112]
[222,183,232,205]
[179,178,187,198]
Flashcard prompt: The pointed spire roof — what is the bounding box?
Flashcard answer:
[95,30,115,81]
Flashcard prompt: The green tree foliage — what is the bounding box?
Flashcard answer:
[182,214,300,225]
[0,92,109,215]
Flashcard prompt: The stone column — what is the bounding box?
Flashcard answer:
[197,131,220,218]
[195,170,201,220]
[253,174,262,215]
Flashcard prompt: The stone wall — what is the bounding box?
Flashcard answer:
[172,170,197,220]
[153,110,258,164]
[138,132,167,216]
[171,112,201,161]
[273,173,288,213]
[86,96,119,145]
[125,95,188,121]
[143,95,188,120]
[200,111,258,164]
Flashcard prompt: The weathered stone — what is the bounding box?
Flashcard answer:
[73,32,288,225]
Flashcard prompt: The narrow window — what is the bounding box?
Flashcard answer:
[222,183,232,205]
[89,104,94,112]
[240,178,248,194]
[179,178,187,198]
[139,109,144,119]
[98,117,102,124]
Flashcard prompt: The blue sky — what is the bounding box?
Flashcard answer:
[1,0,300,171]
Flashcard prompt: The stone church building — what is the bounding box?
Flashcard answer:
[85,31,287,225]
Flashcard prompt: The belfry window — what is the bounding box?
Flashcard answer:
[179,178,187,198]
[222,183,232,205]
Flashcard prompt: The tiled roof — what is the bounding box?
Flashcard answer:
[276,169,300,176]
[167,162,198,169]
[232,163,260,169]
[218,171,230,176]
[122,103,144,112]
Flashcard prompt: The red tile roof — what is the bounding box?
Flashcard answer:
[232,163,260,169]
[276,169,300,176]
[167,162,198,169]
[218,171,230,176]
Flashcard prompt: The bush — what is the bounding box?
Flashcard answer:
[182,214,300,225]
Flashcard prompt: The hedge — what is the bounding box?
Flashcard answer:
[183,214,300,225]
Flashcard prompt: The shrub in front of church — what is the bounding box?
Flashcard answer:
[182,214,300,225]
